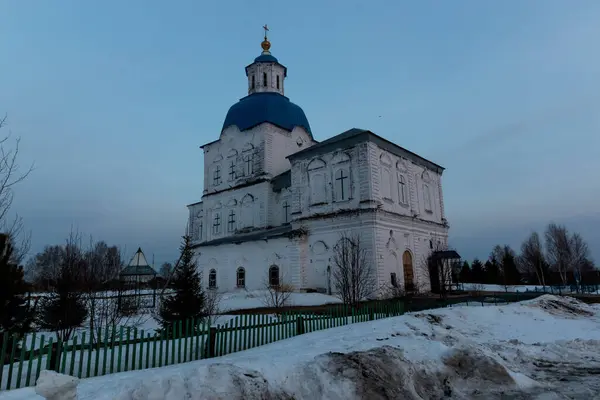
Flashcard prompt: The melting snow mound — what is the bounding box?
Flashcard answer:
[521,295,595,317]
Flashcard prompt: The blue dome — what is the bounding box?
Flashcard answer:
[254,54,279,63]
[222,92,312,135]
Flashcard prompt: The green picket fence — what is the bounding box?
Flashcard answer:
[0,301,405,391]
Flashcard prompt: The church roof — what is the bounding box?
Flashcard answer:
[271,170,291,192]
[120,247,157,277]
[222,92,312,135]
[254,53,279,63]
[287,128,445,174]
[192,224,295,248]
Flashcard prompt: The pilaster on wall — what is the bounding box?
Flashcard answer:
[438,176,446,220]
[358,143,372,202]
[367,143,381,202]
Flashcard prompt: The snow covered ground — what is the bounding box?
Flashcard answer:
[461,283,600,294]
[21,290,341,350]
[3,295,600,399]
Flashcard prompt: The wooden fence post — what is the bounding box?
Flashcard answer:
[296,316,305,335]
[207,327,217,358]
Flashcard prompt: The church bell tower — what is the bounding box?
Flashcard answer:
[245,25,287,96]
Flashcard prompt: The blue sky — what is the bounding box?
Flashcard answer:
[1,0,599,265]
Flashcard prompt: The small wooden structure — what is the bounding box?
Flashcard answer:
[428,250,462,294]
[118,247,157,311]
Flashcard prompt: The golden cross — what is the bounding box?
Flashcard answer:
[263,24,269,39]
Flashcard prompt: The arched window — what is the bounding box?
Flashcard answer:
[269,265,280,287]
[252,75,255,89]
[209,269,217,289]
[276,75,280,89]
[398,174,407,204]
[263,72,267,87]
[237,267,245,288]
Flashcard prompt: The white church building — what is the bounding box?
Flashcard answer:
[187,32,450,295]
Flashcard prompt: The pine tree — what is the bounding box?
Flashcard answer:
[0,234,33,362]
[470,259,485,283]
[458,261,471,283]
[484,259,501,284]
[158,235,206,333]
[500,246,521,286]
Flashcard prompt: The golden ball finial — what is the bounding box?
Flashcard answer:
[261,38,271,52]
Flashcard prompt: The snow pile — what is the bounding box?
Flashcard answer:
[3,295,600,400]
[34,371,78,400]
[521,294,596,317]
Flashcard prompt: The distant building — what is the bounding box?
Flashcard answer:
[187,30,450,295]
[120,247,157,287]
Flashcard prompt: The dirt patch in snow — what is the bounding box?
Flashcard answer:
[285,345,549,400]
[442,347,514,385]
[523,295,595,318]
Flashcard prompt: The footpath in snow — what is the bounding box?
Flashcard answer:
[3,295,600,400]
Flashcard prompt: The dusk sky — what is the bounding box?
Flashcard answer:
[1,0,599,266]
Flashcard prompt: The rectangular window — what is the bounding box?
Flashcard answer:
[228,210,236,232]
[212,213,221,234]
[390,272,398,288]
[398,174,407,204]
[244,153,254,175]
[276,75,280,89]
[229,160,236,181]
[213,166,222,185]
[283,201,290,223]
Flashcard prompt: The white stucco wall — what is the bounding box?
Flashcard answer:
[193,235,306,292]
[266,125,314,177]
[246,62,286,96]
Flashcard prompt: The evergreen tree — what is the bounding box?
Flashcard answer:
[484,259,501,284]
[0,234,33,362]
[459,261,471,283]
[158,235,206,333]
[470,259,485,283]
[500,246,521,285]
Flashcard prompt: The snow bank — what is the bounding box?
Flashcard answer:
[521,294,596,317]
[34,371,78,400]
[3,295,600,400]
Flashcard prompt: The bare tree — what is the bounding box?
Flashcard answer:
[518,231,548,288]
[0,116,34,264]
[570,233,590,292]
[81,237,143,343]
[204,289,223,325]
[545,223,572,285]
[331,232,376,307]
[261,268,293,313]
